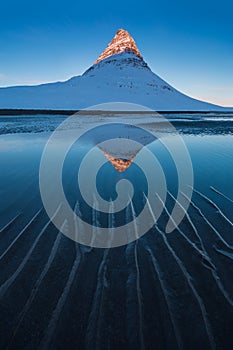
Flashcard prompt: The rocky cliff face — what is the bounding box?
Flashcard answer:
[94,29,142,64]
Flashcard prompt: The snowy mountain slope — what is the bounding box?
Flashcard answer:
[0,29,227,111]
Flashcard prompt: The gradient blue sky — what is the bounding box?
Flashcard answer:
[0,0,232,106]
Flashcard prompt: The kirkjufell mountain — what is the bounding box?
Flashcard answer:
[0,29,226,111]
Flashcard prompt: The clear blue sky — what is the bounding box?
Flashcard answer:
[0,0,232,106]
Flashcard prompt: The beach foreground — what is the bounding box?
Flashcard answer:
[0,113,233,349]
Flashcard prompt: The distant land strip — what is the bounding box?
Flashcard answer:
[0,109,233,116]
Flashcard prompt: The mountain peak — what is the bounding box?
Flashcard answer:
[102,151,135,172]
[94,29,142,64]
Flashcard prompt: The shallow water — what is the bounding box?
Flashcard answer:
[0,114,233,349]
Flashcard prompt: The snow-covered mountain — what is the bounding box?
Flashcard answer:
[0,29,227,111]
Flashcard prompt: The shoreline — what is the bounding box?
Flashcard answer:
[0,109,233,116]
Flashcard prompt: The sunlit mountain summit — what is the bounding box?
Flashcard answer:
[94,29,142,64]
